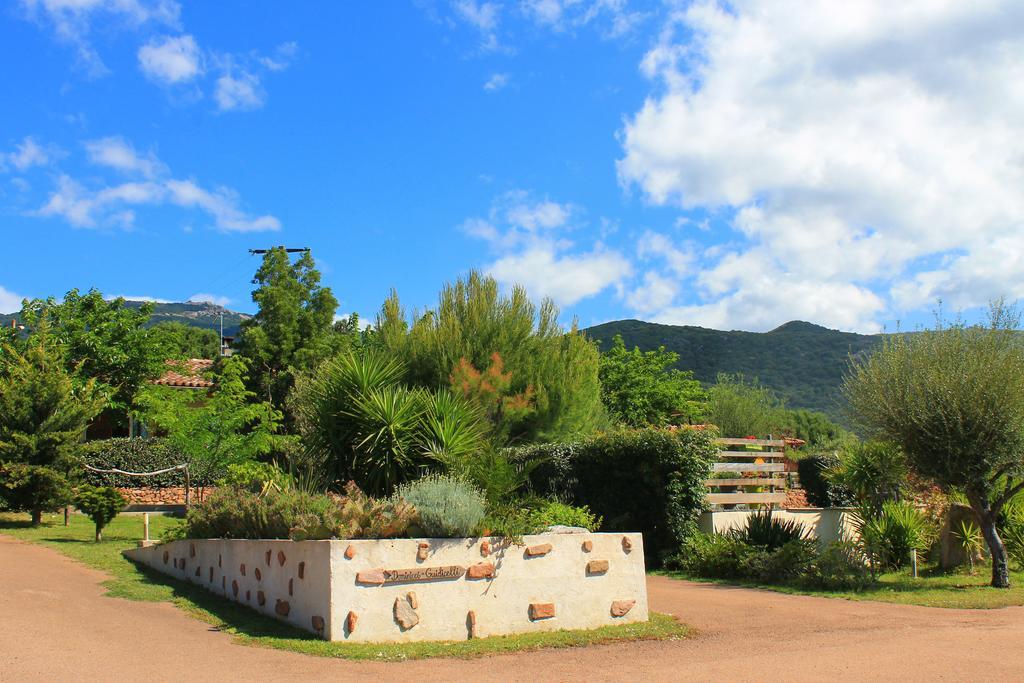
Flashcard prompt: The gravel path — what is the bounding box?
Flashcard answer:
[2,534,1023,682]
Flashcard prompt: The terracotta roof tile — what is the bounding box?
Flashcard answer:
[152,358,215,388]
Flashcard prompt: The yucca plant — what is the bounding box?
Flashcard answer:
[731,509,809,551]
[858,501,934,571]
[345,385,425,496]
[952,519,985,574]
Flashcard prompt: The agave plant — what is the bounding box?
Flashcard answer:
[952,519,985,574]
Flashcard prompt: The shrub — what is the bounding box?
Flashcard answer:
[73,485,126,541]
[731,509,808,551]
[797,453,855,508]
[529,501,602,531]
[802,540,873,591]
[217,461,290,492]
[678,533,755,579]
[394,474,486,538]
[519,427,717,565]
[0,463,73,520]
[742,539,817,583]
[181,482,417,541]
[859,501,934,570]
[82,438,194,489]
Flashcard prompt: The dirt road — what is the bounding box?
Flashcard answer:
[2,534,1023,682]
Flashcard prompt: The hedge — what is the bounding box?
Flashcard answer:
[81,438,210,488]
[510,427,718,566]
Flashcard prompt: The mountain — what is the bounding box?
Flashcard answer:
[1,300,251,337]
[583,319,883,421]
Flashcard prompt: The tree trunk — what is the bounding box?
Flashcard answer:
[31,509,42,526]
[970,495,1010,588]
[95,525,102,542]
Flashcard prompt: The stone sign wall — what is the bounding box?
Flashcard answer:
[124,532,649,643]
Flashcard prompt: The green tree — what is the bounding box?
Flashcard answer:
[373,271,604,441]
[148,321,220,360]
[136,356,281,499]
[74,485,126,541]
[844,303,1024,588]
[706,373,786,438]
[0,326,104,524]
[780,409,853,448]
[598,334,706,427]
[236,248,340,413]
[18,289,164,411]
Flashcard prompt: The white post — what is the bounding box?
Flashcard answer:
[911,549,918,578]
[143,512,150,542]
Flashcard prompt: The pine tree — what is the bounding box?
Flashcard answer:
[0,324,105,524]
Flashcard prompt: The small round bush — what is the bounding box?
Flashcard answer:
[529,501,602,531]
[74,485,126,541]
[395,474,486,538]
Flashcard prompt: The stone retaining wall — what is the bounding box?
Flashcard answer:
[124,532,648,642]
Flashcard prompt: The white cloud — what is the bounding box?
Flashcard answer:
[20,0,181,76]
[137,34,202,84]
[109,294,171,303]
[465,190,630,306]
[84,136,164,177]
[452,0,502,51]
[36,138,280,232]
[521,0,648,38]
[618,0,1024,332]
[626,271,679,313]
[488,244,632,306]
[214,71,264,111]
[165,179,280,232]
[188,293,231,307]
[0,285,24,314]
[636,230,693,276]
[3,137,55,171]
[483,72,509,92]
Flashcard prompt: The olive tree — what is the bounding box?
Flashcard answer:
[844,304,1024,587]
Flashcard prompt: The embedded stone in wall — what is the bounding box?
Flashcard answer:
[288,578,293,596]
[189,543,195,558]
[218,554,222,568]
[163,550,169,565]
[621,536,633,552]
[344,544,356,560]
[255,568,262,581]
[278,551,287,567]
[582,540,593,552]
[408,591,418,609]
[394,594,419,630]
[467,610,478,639]
[525,543,553,558]
[298,561,305,579]
[346,610,358,634]
[209,566,214,582]
[265,549,272,566]
[356,568,386,585]
[610,599,635,617]
[275,599,290,617]
[586,560,609,574]
[417,542,430,561]
[529,602,555,620]
[245,590,250,602]
[232,580,238,597]
[480,541,490,557]
[194,566,201,578]
[311,615,325,634]
[257,591,266,606]
[240,563,246,576]
[466,562,495,580]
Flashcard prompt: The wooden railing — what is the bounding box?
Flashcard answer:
[706,438,787,508]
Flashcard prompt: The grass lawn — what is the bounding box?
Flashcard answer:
[0,512,688,660]
[655,566,1024,609]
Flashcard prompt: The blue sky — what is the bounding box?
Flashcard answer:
[2,1,1022,333]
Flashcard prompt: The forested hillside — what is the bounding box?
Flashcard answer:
[584,319,882,420]
[1,300,250,337]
